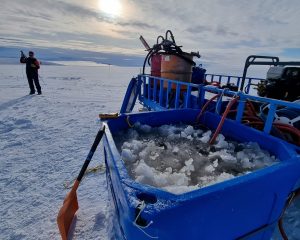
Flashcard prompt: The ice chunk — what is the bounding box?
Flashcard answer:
[167,133,180,140]
[116,123,278,195]
[215,134,229,149]
[172,146,179,153]
[121,149,136,162]
[209,149,237,163]
[135,160,190,189]
[139,124,152,133]
[181,131,188,138]
[214,172,235,184]
[184,125,194,136]
[199,130,211,143]
[241,157,253,168]
[127,129,139,139]
[213,159,218,168]
[236,151,247,161]
[205,164,215,173]
[187,135,193,140]
[204,159,219,173]
[149,151,159,161]
[199,172,235,187]
[131,139,144,152]
[164,185,199,195]
[181,158,194,175]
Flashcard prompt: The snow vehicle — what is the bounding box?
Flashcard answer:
[257,66,300,102]
[57,32,300,240]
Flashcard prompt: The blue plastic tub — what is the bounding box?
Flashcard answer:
[102,109,300,240]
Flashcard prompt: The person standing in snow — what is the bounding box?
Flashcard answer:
[20,50,42,95]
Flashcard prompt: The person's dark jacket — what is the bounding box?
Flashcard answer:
[20,55,40,74]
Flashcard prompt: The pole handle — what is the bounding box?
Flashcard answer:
[77,126,105,182]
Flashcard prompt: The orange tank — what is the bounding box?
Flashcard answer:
[161,53,193,89]
[150,54,161,77]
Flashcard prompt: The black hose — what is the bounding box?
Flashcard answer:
[157,35,164,44]
[142,49,154,75]
[142,30,196,75]
[165,30,176,44]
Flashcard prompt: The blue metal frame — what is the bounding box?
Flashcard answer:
[204,73,264,93]
[120,77,142,114]
[137,74,300,137]
[104,71,300,240]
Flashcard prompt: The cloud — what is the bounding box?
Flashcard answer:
[0,0,299,70]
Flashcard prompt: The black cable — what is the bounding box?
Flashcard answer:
[156,35,164,44]
[142,30,196,75]
[165,30,176,44]
[142,49,154,75]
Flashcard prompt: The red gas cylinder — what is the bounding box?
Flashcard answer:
[150,54,161,77]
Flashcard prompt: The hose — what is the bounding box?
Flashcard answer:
[209,97,239,144]
[242,101,300,145]
[165,30,176,44]
[247,122,300,145]
[157,35,164,44]
[278,188,300,240]
[196,94,220,123]
[142,30,196,75]
[142,49,154,75]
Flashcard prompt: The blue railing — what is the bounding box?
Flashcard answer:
[139,75,201,110]
[204,74,265,94]
[138,74,300,136]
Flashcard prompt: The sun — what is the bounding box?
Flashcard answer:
[98,0,122,17]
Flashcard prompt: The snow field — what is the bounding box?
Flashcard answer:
[0,64,138,239]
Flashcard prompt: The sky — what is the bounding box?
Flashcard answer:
[0,0,300,74]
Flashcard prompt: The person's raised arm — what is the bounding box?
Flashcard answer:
[20,50,27,63]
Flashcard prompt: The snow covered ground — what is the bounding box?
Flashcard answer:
[0,64,139,239]
[0,64,299,239]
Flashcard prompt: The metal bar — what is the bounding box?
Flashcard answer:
[175,83,181,109]
[159,79,164,106]
[227,76,231,85]
[218,75,222,84]
[215,94,222,114]
[166,81,171,108]
[263,103,277,133]
[275,61,300,66]
[142,98,167,111]
[184,85,192,108]
[246,78,252,93]
[237,77,241,88]
[245,61,300,66]
[199,85,205,108]
[142,75,147,99]
[153,79,157,101]
[236,96,245,123]
[148,77,151,100]
[240,55,280,91]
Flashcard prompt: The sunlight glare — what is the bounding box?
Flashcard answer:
[98,0,122,17]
